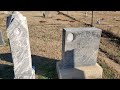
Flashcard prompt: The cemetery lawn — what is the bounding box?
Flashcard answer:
[0,11,120,79]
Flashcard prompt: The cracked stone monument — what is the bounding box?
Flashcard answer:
[57,27,103,79]
[6,11,35,79]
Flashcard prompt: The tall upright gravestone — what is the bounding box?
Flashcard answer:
[7,11,35,79]
[57,27,103,79]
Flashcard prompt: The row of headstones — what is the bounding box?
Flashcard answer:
[1,11,103,79]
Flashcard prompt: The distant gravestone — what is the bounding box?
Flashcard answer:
[85,11,88,17]
[96,20,101,24]
[0,31,4,46]
[57,27,103,79]
[7,11,35,79]
[42,11,49,18]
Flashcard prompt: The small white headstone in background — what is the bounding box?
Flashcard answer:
[85,12,88,17]
[42,11,49,18]
[96,20,100,24]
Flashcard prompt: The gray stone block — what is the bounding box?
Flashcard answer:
[57,62,103,79]
[57,27,103,79]
[60,27,102,69]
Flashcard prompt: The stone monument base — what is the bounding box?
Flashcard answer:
[56,62,103,79]
[14,66,35,79]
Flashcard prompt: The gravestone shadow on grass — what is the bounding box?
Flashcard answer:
[101,30,120,45]
[0,53,14,79]
[0,53,13,63]
[32,55,58,79]
[0,64,14,79]
[0,53,58,79]
[33,16,46,18]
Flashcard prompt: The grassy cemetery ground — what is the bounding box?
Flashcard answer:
[0,11,120,79]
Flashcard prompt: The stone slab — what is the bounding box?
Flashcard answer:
[59,27,102,69]
[57,61,103,79]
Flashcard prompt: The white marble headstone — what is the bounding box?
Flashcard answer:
[7,11,35,79]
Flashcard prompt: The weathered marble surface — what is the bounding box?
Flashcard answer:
[7,11,35,79]
[60,27,102,69]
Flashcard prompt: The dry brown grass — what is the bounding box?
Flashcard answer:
[98,52,120,79]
